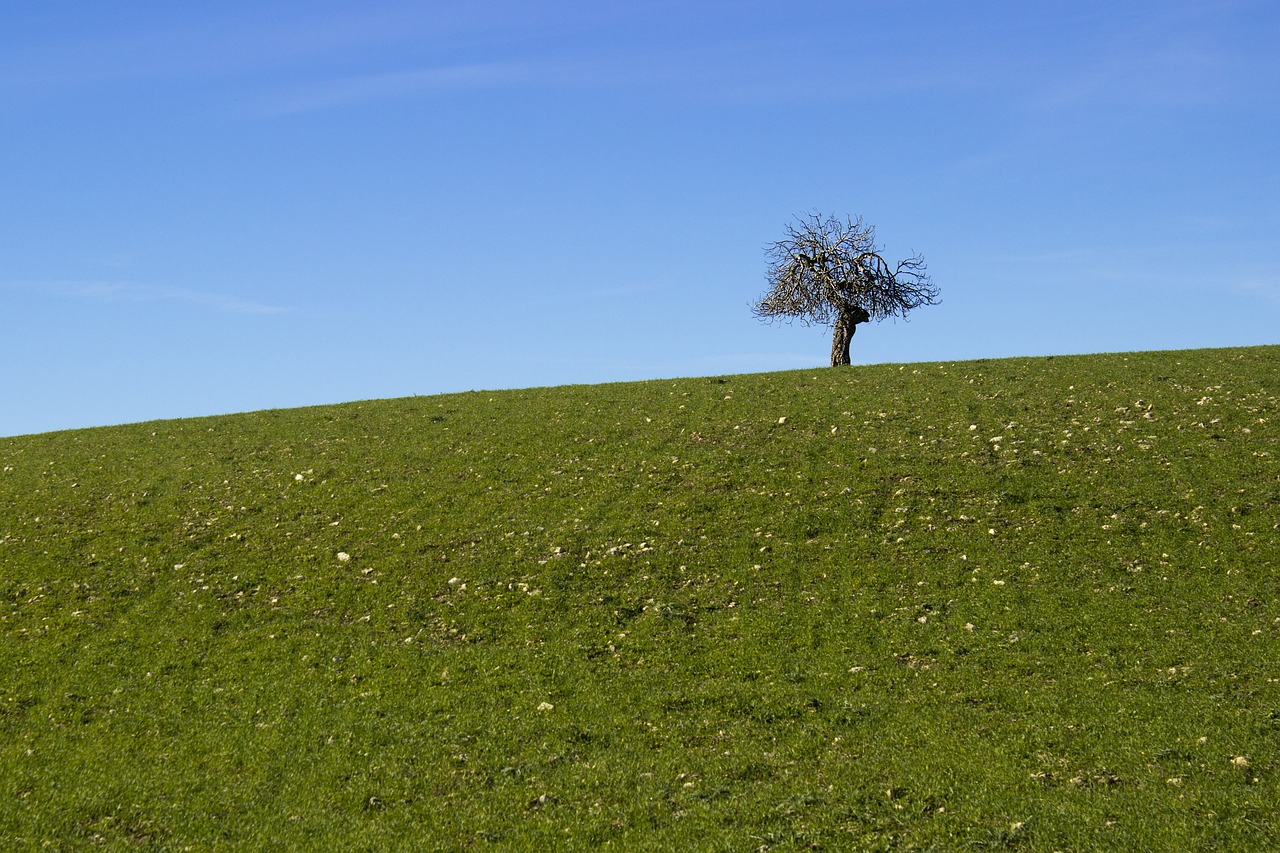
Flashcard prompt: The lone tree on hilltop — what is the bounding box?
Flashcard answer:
[753,212,939,367]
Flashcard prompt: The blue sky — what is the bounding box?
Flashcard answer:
[3,1,1277,437]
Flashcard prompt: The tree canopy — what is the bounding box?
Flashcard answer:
[754,212,939,365]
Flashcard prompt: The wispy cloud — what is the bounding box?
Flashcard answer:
[684,351,820,375]
[1015,2,1280,113]
[261,61,553,114]
[1,5,516,92]
[1191,274,1280,308]
[1,3,990,114]
[32,281,288,316]
[1030,44,1256,112]
[979,243,1280,308]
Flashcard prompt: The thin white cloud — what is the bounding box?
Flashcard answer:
[685,351,820,375]
[1233,274,1280,302]
[978,244,1280,308]
[0,5,524,92]
[6,1,1274,118]
[1016,2,1279,112]
[0,4,1014,113]
[261,61,551,115]
[32,281,288,316]
[1030,44,1257,111]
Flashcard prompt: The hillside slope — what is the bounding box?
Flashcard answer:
[2,346,1278,849]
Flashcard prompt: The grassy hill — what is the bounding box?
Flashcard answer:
[2,346,1278,850]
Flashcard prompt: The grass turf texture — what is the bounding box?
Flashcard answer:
[2,346,1279,850]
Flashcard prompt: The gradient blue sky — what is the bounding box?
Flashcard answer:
[3,1,1277,437]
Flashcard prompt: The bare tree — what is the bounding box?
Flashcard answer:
[753,212,939,366]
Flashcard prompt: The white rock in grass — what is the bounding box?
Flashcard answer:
[337,552,350,562]
[778,417,787,424]
[537,702,554,712]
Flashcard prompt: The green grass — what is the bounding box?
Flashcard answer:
[2,345,1278,850]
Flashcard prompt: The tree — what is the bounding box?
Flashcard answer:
[753,212,939,367]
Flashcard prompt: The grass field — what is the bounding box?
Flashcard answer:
[2,346,1278,850]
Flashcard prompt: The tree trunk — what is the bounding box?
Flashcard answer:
[830,312,857,367]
